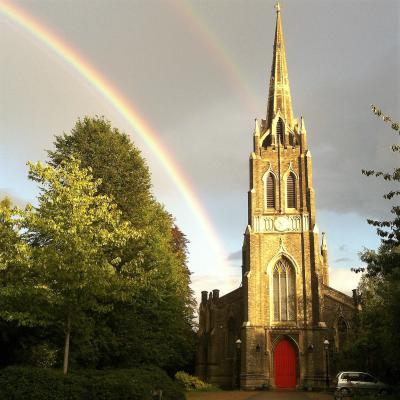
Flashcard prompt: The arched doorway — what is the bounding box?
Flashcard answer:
[274,339,297,388]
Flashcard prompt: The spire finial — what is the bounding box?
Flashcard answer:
[275,2,281,13]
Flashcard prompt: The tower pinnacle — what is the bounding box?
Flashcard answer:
[266,2,294,130]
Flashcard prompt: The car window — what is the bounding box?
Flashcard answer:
[341,373,349,380]
[361,373,375,382]
[348,373,360,381]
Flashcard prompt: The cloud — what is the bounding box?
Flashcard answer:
[334,257,352,263]
[191,271,242,306]
[227,250,242,261]
[338,244,348,252]
[0,189,28,208]
[329,268,361,296]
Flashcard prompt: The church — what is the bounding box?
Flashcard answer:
[196,3,359,390]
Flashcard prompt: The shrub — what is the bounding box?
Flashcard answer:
[175,371,220,392]
[28,343,59,368]
[0,365,185,400]
[0,366,86,400]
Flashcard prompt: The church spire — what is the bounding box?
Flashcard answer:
[266,2,294,130]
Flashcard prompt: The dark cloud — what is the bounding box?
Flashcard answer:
[227,250,242,261]
[1,0,398,295]
[334,257,352,263]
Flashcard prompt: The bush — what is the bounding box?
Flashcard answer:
[0,366,185,400]
[28,343,59,368]
[175,371,220,392]
[0,366,86,400]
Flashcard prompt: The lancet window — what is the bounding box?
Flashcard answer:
[273,258,296,322]
[337,317,348,350]
[266,173,276,209]
[276,118,284,145]
[286,172,296,208]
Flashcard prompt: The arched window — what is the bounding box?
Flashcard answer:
[286,173,296,208]
[276,118,284,145]
[337,317,348,350]
[266,173,276,209]
[273,258,296,321]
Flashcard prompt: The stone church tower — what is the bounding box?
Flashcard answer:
[196,3,359,390]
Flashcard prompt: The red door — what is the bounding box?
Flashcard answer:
[274,339,297,388]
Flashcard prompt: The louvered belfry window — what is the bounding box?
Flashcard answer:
[266,174,276,209]
[276,118,284,144]
[286,173,296,208]
[273,258,296,322]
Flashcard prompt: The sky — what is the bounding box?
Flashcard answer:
[1,0,399,302]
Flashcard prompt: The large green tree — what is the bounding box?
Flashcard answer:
[48,116,196,371]
[0,159,138,374]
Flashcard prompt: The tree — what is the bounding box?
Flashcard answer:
[48,117,152,228]
[0,158,138,374]
[0,198,52,367]
[359,105,400,277]
[0,198,43,330]
[342,106,400,384]
[47,116,196,371]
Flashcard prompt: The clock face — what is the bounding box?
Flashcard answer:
[274,216,289,232]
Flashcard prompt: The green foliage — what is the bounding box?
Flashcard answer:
[0,116,196,375]
[357,106,400,277]
[0,366,86,400]
[371,104,399,132]
[0,158,139,374]
[48,117,152,227]
[0,366,185,400]
[47,116,196,372]
[174,371,220,392]
[342,107,400,385]
[28,343,59,368]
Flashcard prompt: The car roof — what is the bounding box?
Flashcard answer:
[338,371,371,375]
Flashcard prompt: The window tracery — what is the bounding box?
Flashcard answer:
[273,258,296,321]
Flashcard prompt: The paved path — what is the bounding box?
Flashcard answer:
[186,390,333,400]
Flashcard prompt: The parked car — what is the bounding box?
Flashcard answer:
[333,371,389,399]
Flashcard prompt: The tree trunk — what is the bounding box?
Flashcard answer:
[63,314,71,375]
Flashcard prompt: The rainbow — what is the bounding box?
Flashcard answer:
[0,0,229,270]
[171,0,260,115]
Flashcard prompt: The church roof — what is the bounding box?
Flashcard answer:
[266,2,294,130]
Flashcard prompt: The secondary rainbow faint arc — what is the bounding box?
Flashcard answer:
[172,0,259,115]
[0,0,229,269]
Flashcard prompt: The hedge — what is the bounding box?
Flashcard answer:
[0,365,185,400]
[175,371,220,392]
